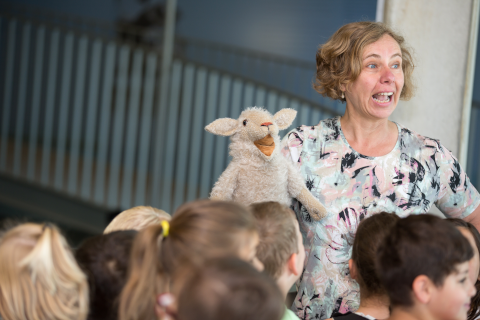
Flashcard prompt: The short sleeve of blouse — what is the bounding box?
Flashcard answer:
[434,142,480,218]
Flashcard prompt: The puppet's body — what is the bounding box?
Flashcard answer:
[206,107,327,220]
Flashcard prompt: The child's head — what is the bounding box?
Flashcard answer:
[447,218,480,320]
[377,214,476,320]
[104,206,170,233]
[351,212,400,299]
[75,230,137,320]
[0,223,89,320]
[176,257,285,320]
[250,202,304,283]
[447,219,480,284]
[119,200,262,320]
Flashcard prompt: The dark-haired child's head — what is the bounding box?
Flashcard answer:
[75,230,137,320]
[377,214,476,319]
[176,257,285,320]
[351,212,400,299]
[447,218,480,320]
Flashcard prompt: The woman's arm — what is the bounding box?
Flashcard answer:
[463,204,480,231]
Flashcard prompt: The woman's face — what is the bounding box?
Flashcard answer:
[345,34,404,121]
[458,227,480,284]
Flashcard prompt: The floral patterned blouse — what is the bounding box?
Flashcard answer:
[281,117,480,320]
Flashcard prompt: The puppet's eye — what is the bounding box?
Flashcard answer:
[243,119,248,126]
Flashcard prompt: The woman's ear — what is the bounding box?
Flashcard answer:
[412,275,434,305]
[348,259,357,280]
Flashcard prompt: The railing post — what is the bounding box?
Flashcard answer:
[150,0,177,207]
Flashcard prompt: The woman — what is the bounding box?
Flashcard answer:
[281,21,480,319]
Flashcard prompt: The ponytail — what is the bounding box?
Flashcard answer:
[119,224,167,320]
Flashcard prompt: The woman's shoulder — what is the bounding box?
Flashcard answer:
[396,122,447,154]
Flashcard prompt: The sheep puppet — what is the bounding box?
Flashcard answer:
[205,107,327,220]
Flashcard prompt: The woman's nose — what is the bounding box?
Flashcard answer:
[380,68,395,84]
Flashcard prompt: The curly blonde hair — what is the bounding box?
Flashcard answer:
[314,21,415,101]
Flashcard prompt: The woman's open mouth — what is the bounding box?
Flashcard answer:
[372,92,393,104]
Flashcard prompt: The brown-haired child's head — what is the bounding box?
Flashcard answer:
[250,202,303,280]
[377,214,475,311]
[351,212,400,299]
[119,200,262,320]
[104,206,170,234]
[176,257,285,320]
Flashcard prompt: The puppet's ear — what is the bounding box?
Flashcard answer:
[273,108,297,130]
[205,118,238,136]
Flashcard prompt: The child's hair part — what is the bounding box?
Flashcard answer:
[104,206,170,233]
[75,230,137,320]
[119,200,258,320]
[250,201,298,279]
[377,214,473,307]
[0,223,89,320]
[446,218,480,320]
[352,212,400,298]
[176,257,285,320]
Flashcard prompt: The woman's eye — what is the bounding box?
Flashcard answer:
[459,277,467,283]
[392,63,400,69]
[367,64,376,69]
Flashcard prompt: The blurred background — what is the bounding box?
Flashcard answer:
[0,0,478,244]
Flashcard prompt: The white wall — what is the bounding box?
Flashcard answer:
[385,0,473,157]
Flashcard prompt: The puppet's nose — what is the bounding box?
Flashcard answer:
[261,122,273,127]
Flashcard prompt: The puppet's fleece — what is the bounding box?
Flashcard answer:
[205,107,327,220]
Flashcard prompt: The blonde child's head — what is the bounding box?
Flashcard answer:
[104,206,170,233]
[0,223,89,320]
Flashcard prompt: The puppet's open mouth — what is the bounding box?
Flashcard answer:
[254,134,275,156]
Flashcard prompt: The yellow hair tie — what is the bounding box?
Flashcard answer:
[160,220,170,237]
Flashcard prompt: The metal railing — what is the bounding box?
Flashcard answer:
[0,12,340,214]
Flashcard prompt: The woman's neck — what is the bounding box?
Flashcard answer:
[340,109,398,157]
[355,295,390,320]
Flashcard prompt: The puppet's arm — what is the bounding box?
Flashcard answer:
[286,161,327,221]
[210,162,239,201]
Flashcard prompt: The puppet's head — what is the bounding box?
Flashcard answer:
[205,107,296,159]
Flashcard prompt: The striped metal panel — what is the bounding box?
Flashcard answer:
[0,15,340,216]
[26,26,46,180]
[12,23,31,176]
[53,32,74,190]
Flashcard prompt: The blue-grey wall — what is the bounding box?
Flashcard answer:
[7,0,377,62]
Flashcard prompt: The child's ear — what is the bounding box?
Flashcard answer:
[205,118,238,136]
[412,275,434,304]
[273,108,297,130]
[348,259,357,280]
[287,253,301,276]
